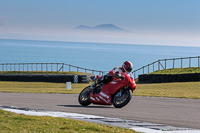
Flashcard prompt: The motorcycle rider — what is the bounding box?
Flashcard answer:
[90,61,133,89]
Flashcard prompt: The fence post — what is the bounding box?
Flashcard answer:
[36,63,38,71]
[143,66,144,74]
[14,64,16,71]
[134,71,136,80]
[189,57,191,67]
[198,57,200,67]
[69,65,71,72]
[158,60,160,70]
[153,62,154,72]
[181,58,183,68]
[57,63,59,71]
[77,67,79,72]
[62,63,64,72]
[173,59,175,69]
[27,64,29,71]
[2,64,4,71]
[51,63,53,72]
[99,71,101,76]
[10,64,12,71]
[46,63,48,71]
[165,59,166,69]
[148,64,149,73]
[41,63,43,71]
[32,63,33,71]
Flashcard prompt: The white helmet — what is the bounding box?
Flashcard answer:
[122,61,133,73]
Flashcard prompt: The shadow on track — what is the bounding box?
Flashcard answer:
[58,105,113,108]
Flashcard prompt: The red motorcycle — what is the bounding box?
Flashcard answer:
[78,71,136,108]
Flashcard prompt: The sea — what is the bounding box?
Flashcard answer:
[0,39,200,76]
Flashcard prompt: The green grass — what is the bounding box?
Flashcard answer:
[0,81,200,99]
[0,71,92,75]
[0,81,90,94]
[150,67,200,74]
[0,109,137,133]
[134,81,200,99]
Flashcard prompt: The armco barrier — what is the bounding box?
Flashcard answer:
[138,73,200,83]
[0,74,89,83]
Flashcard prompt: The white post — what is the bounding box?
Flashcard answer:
[66,82,71,89]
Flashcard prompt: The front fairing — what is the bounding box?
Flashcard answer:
[128,77,136,91]
[103,72,136,94]
[102,78,126,95]
[122,72,136,91]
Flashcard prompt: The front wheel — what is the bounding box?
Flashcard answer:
[112,89,132,108]
[78,86,91,106]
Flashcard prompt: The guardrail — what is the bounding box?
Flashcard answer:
[0,63,105,76]
[132,56,200,79]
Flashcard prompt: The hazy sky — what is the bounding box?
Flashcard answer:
[0,0,200,47]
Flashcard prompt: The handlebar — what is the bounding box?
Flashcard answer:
[114,73,125,80]
[109,70,127,80]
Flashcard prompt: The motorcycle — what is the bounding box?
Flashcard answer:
[78,70,136,108]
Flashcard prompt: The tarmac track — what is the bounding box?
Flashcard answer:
[0,92,199,129]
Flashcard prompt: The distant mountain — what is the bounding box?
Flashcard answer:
[74,24,127,32]
[75,25,91,30]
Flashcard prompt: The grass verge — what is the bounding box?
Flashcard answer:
[0,109,136,133]
[0,81,200,99]
[0,81,90,94]
[150,67,200,74]
[135,81,200,99]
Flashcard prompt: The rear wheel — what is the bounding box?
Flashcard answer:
[112,89,132,108]
[78,86,91,106]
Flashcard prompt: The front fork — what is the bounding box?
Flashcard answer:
[115,85,132,98]
[115,88,126,97]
